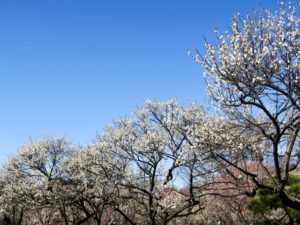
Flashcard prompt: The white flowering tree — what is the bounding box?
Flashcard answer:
[64,145,123,225]
[0,101,231,225]
[98,99,206,225]
[0,137,73,225]
[193,3,300,209]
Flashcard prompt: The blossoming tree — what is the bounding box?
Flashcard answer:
[0,137,73,225]
[193,3,300,209]
[97,99,206,225]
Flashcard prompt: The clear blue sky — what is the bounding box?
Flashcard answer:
[0,0,278,162]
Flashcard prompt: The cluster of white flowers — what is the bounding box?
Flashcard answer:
[193,6,300,117]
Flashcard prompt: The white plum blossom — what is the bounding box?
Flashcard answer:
[193,3,300,210]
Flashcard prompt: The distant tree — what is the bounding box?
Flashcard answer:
[0,137,72,225]
[65,145,121,225]
[98,99,206,225]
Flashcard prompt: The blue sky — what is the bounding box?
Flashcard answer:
[0,0,278,162]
